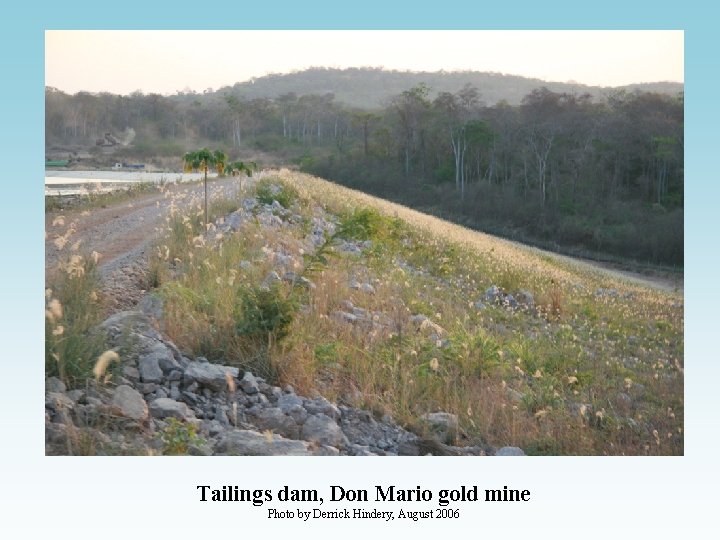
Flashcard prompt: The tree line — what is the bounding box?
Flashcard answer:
[45,83,683,265]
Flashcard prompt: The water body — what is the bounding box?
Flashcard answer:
[45,170,217,196]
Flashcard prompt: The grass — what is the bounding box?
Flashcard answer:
[45,252,107,388]
[118,170,684,454]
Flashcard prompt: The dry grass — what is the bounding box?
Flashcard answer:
[146,169,683,455]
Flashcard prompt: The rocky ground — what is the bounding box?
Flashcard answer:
[45,307,522,456]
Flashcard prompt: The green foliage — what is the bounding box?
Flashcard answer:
[235,284,298,342]
[255,179,298,209]
[161,419,205,455]
[314,342,340,365]
[336,207,403,243]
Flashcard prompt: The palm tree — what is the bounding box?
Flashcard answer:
[183,148,215,229]
[213,150,227,176]
[227,160,256,177]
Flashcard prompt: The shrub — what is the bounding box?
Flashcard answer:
[255,179,298,209]
[161,419,204,455]
[235,284,298,342]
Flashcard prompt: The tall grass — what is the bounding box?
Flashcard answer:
[45,253,106,387]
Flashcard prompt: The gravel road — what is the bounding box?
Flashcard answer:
[45,174,260,312]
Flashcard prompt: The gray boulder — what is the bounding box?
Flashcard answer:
[46,377,66,394]
[420,412,459,444]
[45,392,75,412]
[214,429,313,456]
[304,396,341,420]
[149,398,196,421]
[496,446,526,456]
[111,385,148,421]
[240,372,260,394]
[485,285,504,304]
[138,354,163,383]
[301,414,348,448]
[516,289,535,308]
[247,407,299,439]
[184,361,239,392]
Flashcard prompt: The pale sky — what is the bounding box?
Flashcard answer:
[45,30,683,95]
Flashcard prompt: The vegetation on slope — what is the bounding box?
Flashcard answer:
[139,170,683,455]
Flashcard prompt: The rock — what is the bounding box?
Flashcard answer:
[139,383,158,395]
[46,392,75,411]
[420,412,459,444]
[282,272,315,289]
[347,444,380,456]
[239,260,252,270]
[149,398,196,421]
[240,372,260,394]
[188,443,214,456]
[332,311,360,324]
[46,377,66,394]
[45,423,69,446]
[304,396,341,420]
[595,288,619,298]
[111,385,148,421]
[214,429,313,456]
[277,393,304,412]
[122,365,140,381]
[138,354,163,383]
[301,414,348,448]
[485,285,504,304]
[614,392,634,411]
[137,294,164,321]
[247,407,299,439]
[338,242,362,256]
[473,300,486,310]
[496,446,526,456]
[184,361,239,392]
[516,289,535,308]
[506,388,525,404]
[67,389,84,402]
[226,211,245,231]
[503,294,519,309]
[101,311,160,342]
[411,315,446,337]
[339,407,417,454]
[242,197,258,212]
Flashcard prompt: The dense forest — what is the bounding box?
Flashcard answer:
[45,69,684,265]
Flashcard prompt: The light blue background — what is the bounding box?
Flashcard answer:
[1,1,715,537]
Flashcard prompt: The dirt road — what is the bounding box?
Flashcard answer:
[45,175,258,311]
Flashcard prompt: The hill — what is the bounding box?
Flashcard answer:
[211,67,684,108]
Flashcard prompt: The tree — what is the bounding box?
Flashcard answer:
[183,148,216,230]
[227,160,257,177]
[433,85,480,198]
[352,112,380,159]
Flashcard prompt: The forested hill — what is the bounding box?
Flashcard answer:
[45,70,684,267]
[208,67,683,109]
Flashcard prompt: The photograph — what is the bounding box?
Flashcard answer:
[44,30,684,457]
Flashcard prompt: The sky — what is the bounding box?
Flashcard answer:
[45,30,683,95]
